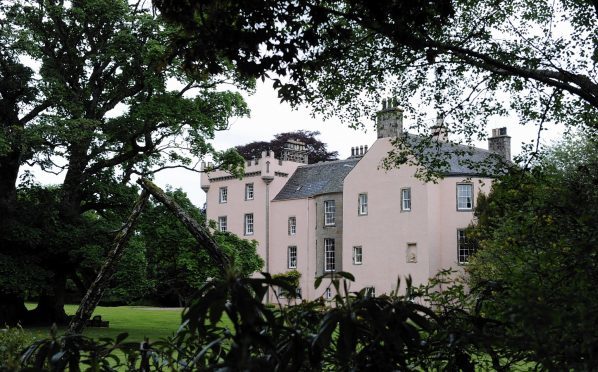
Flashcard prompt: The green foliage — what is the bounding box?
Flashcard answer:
[104,238,153,305]
[467,134,598,369]
[157,0,598,173]
[0,325,35,370]
[235,130,339,164]
[1,0,252,323]
[140,188,262,306]
[272,270,302,300]
[17,272,491,371]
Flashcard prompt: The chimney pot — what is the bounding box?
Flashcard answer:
[376,102,403,138]
[488,127,511,160]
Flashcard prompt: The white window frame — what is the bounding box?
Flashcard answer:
[366,286,376,297]
[288,245,297,269]
[457,183,474,211]
[219,187,228,203]
[352,246,363,265]
[288,216,296,235]
[457,229,475,264]
[401,188,411,211]
[245,183,254,200]
[324,200,336,226]
[358,193,368,215]
[244,213,254,235]
[324,238,335,272]
[218,216,227,232]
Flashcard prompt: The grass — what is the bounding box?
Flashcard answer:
[24,303,184,342]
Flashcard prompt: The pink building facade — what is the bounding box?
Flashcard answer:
[201,104,509,301]
[200,150,302,272]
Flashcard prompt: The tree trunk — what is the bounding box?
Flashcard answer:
[28,271,69,325]
[0,150,20,222]
[0,294,28,327]
[67,190,150,335]
[0,151,25,326]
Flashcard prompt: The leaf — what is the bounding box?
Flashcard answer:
[115,332,129,345]
[334,271,355,282]
[314,275,323,289]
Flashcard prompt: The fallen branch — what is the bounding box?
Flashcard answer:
[67,189,150,335]
[137,178,230,272]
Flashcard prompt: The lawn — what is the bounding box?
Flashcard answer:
[24,304,184,342]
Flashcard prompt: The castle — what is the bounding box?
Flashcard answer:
[200,102,510,301]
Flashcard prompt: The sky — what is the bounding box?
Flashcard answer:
[25,79,565,208]
[153,80,564,207]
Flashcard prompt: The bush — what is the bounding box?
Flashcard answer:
[0,325,35,370]
[17,271,486,371]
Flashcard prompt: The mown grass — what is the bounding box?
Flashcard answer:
[24,303,184,342]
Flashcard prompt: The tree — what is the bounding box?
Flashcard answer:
[235,130,338,164]
[466,134,598,369]
[140,188,263,306]
[156,0,597,169]
[0,0,250,325]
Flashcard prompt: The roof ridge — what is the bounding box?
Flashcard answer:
[297,158,360,168]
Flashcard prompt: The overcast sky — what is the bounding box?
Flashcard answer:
[153,80,564,207]
[26,80,564,207]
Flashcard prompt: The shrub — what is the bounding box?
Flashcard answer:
[0,325,35,370]
[18,271,484,371]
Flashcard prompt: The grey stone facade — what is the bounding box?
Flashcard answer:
[314,193,344,277]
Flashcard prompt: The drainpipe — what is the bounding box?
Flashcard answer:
[262,174,274,303]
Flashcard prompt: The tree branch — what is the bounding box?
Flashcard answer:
[19,101,51,125]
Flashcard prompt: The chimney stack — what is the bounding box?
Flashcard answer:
[488,127,511,160]
[281,139,308,164]
[431,115,449,142]
[376,97,403,139]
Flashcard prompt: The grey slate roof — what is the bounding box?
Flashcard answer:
[273,158,360,201]
[401,134,507,177]
[273,135,506,201]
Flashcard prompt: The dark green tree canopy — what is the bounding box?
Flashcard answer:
[466,134,598,369]
[0,0,252,325]
[235,130,338,164]
[156,0,597,166]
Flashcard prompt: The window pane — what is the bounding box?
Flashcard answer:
[324,200,336,226]
[401,188,411,211]
[353,246,363,264]
[358,193,368,215]
[457,229,476,264]
[245,183,254,200]
[288,246,297,268]
[219,187,228,203]
[218,216,227,232]
[288,217,296,235]
[457,184,473,210]
[245,213,254,235]
[324,238,335,271]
